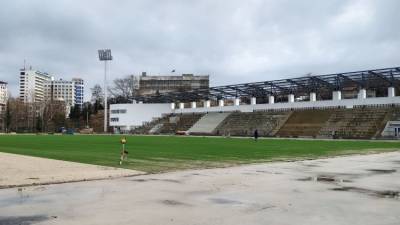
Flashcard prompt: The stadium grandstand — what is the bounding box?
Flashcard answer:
[110,66,400,139]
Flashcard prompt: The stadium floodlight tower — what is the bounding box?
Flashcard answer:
[98,49,113,133]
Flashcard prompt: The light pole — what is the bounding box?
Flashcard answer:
[98,49,113,133]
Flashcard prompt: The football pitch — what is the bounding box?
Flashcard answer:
[0,135,399,173]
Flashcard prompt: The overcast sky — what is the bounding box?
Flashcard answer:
[0,0,399,101]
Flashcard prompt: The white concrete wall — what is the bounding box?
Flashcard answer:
[110,103,172,130]
[388,87,395,98]
[204,100,211,108]
[269,96,275,104]
[111,95,400,130]
[358,89,367,99]
[310,92,317,102]
[333,91,342,101]
[174,96,400,114]
[288,94,295,103]
[251,97,257,105]
[218,99,224,107]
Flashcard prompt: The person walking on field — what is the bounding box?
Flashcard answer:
[119,136,128,165]
[254,129,259,141]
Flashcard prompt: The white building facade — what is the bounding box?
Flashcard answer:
[19,69,52,103]
[0,81,8,112]
[44,79,74,107]
[109,103,171,131]
[110,90,400,132]
[20,68,84,108]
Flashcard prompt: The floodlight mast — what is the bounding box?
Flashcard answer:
[98,49,113,133]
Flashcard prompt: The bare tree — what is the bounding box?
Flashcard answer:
[91,84,104,103]
[108,75,139,100]
[42,100,66,132]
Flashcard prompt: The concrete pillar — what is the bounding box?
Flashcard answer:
[170,103,176,110]
[358,89,367,99]
[332,91,342,101]
[310,92,317,102]
[251,97,257,105]
[218,99,224,107]
[191,102,197,108]
[179,103,185,109]
[234,98,240,106]
[288,94,295,103]
[269,95,275,104]
[388,87,395,97]
[204,100,211,108]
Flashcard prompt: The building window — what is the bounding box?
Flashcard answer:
[111,109,127,114]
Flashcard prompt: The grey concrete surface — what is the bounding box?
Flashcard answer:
[1,152,400,225]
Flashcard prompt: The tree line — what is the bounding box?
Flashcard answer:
[0,74,138,133]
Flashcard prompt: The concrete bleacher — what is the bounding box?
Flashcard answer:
[214,111,291,137]
[276,110,334,138]
[158,113,204,134]
[187,112,231,135]
[318,107,390,139]
[132,106,399,139]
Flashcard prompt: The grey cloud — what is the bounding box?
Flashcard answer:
[0,0,399,100]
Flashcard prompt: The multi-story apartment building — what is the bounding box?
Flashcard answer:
[72,78,84,106]
[19,69,52,103]
[138,72,209,96]
[45,79,75,106]
[44,78,85,108]
[20,68,84,108]
[0,81,7,112]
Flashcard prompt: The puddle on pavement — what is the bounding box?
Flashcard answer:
[255,170,283,175]
[367,169,397,174]
[243,203,276,213]
[331,187,400,199]
[297,175,351,183]
[242,172,258,175]
[303,164,320,167]
[131,178,181,184]
[0,215,49,225]
[161,199,189,206]
[209,198,243,205]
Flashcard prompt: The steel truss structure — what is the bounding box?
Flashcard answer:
[134,67,400,103]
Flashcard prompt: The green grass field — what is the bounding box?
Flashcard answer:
[0,135,399,173]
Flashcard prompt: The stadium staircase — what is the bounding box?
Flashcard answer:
[214,111,291,137]
[318,107,390,139]
[276,109,333,138]
[159,113,204,134]
[132,116,168,134]
[187,112,231,135]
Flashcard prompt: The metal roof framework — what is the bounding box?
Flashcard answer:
[134,67,400,103]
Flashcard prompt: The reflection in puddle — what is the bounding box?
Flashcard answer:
[332,187,400,199]
[210,198,243,205]
[297,175,351,183]
[367,169,396,174]
[0,215,48,225]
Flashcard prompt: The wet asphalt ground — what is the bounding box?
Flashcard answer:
[1,152,400,225]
